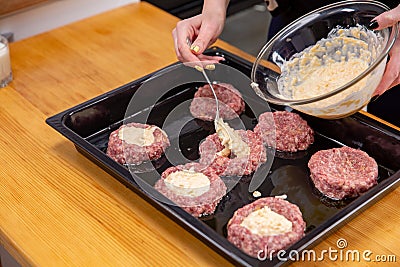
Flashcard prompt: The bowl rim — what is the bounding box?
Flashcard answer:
[250,0,399,106]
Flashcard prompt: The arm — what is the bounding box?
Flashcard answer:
[172,0,229,63]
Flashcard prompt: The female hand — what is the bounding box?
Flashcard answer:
[371,4,400,96]
[172,0,229,64]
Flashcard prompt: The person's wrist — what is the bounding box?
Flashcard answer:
[265,0,278,12]
[265,0,290,17]
[203,0,228,18]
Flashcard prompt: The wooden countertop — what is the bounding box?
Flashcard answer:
[1,2,399,266]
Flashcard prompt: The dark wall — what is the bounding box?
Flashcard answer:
[143,0,264,19]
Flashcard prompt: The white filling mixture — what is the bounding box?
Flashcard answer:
[215,118,250,158]
[278,26,381,108]
[252,191,262,198]
[164,170,210,197]
[240,206,292,236]
[119,125,163,146]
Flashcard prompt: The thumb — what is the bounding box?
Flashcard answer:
[190,23,222,55]
[374,4,400,30]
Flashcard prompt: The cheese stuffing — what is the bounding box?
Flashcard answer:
[164,170,211,197]
[240,206,292,236]
[215,118,250,158]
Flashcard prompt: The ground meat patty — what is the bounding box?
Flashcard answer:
[308,146,378,200]
[154,163,227,217]
[227,197,306,258]
[199,130,266,176]
[254,111,314,152]
[106,122,170,165]
[190,83,245,121]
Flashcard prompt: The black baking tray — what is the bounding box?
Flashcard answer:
[46,47,400,266]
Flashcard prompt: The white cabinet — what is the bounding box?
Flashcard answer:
[0,0,139,41]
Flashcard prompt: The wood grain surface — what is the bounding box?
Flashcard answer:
[1,2,399,266]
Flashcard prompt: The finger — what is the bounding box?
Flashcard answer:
[374,78,400,96]
[197,54,225,63]
[388,77,400,90]
[175,18,203,63]
[179,42,203,63]
[172,28,183,61]
[182,59,218,70]
[372,4,400,30]
[373,58,400,96]
[379,74,400,95]
[190,22,222,55]
[373,37,400,95]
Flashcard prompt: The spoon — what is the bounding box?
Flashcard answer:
[186,38,220,125]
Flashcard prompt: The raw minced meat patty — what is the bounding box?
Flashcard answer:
[190,83,245,121]
[106,122,170,165]
[227,197,306,258]
[199,130,266,176]
[308,146,378,200]
[254,111,314,152]
[154,163,227,217]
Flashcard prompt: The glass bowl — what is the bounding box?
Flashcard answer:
[250,0,398,119]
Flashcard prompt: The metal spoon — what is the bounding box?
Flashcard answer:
[186,38,220,125]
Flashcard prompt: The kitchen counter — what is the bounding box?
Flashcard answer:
[1,2,399,266]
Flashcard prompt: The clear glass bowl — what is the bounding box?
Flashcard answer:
[251,0,398,119]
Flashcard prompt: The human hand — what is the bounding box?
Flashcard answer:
[370,4,400,96]
[172,2,228,64]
